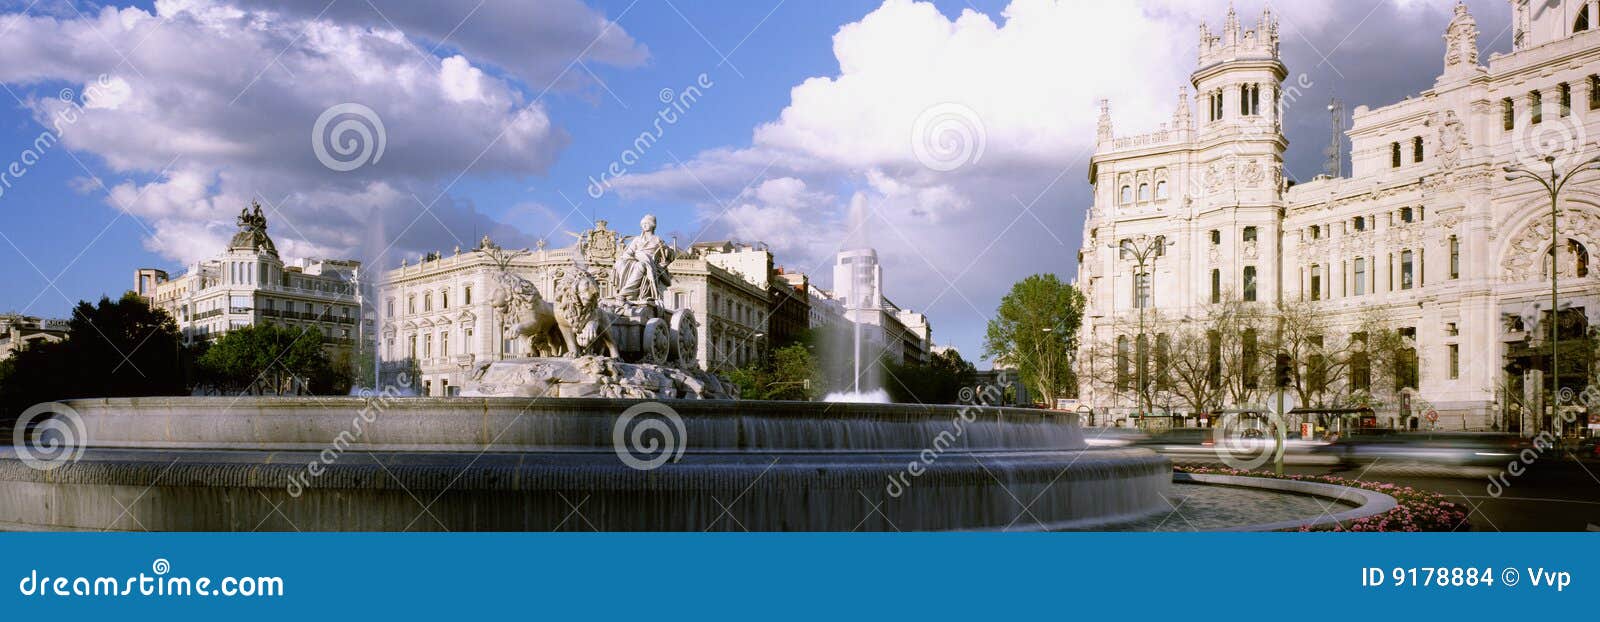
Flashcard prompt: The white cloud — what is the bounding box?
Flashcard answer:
[614,0,1356,357]
[0,0,643,266]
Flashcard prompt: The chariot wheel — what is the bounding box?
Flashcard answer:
[642,317,672,365]
[669,308,699,367]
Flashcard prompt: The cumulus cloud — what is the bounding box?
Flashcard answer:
[614,0,1507,358]
[0,0,643,266]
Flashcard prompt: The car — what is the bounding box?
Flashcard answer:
[1318,431,1528,467]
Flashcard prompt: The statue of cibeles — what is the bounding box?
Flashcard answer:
[612,214,675,306]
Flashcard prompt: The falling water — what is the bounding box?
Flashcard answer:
[823,388,892,403]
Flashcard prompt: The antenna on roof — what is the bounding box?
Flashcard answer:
[1323,95,1345,178]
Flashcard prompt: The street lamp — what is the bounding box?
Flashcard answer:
[1108,234,1175,419]
[1504,153,1600,433]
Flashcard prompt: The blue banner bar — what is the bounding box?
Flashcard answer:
[3,533,1593,620]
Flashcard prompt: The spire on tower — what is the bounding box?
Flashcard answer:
[1096,99,1113,145]
[1223,3,1240,44]
[1441,0,1479,76]
[1173,86,1191,130]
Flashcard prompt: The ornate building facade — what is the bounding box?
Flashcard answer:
[1076,2,1600,432]
[133,204,368,363]
[376,221,794,395]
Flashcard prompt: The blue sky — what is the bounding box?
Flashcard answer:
[0,0,1513,363]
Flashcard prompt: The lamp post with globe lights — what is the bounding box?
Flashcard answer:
[1109,234,1175,419]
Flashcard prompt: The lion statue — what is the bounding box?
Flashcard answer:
[554,268,622,358]
[491,271,567,357]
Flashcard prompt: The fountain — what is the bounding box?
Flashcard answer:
[0,214,1394,531]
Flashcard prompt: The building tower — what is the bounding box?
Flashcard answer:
[1192,4,1288,307]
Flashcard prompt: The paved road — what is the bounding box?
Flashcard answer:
[1179,456,1600,531]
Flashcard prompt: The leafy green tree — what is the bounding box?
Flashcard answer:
[885,347,978,404]
[726,343,821,401]
[196,323,345,395]
[0,293,189,424]
[984,274,1085,406]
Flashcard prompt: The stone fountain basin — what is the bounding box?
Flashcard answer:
[0,397,1184,531]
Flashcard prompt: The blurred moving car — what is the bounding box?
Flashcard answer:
[1128,428,1327,459]
[1316,431,1528,466]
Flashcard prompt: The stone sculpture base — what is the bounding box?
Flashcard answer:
[461,355,737,399]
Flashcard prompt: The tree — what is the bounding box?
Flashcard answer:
[726,343,822,401]
[885,347,978,404]
[195,323,343,395]
[1082,308,1179,416]
[1211,294,1270,409]
[984,274,1085,407]
[0,293,190,425]
[1349,307,1417,412]
[1272,299,1358,410]
[1164,321,1226,419]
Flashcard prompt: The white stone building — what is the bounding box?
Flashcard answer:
[376,221,790,395]
[1075,2,1600,433]
[133,206,367,363]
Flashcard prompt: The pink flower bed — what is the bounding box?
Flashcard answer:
[1175,466,1470,532]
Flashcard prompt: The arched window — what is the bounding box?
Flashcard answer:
[1547,239,1591,278]
[1391,142,1402,168]
[1309,265,1322,301]
[1133,273,1152,308]
[1137,183,1150,201]
[1577,4,1591,32]
[1155,180,1168,199]
[1400,250,1415,289]
[423,292,432,312]
[1120,185,1133,204]
[1412,136,1424,163]
[407,295,416,314]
